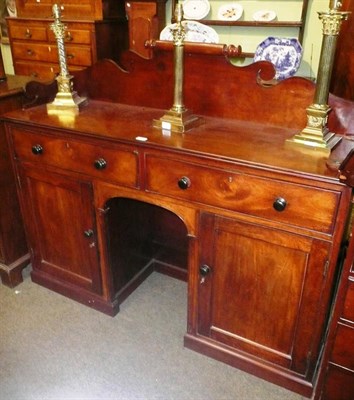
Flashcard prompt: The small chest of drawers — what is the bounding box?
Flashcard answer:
[7,17,127,80]
[315,254,354,400]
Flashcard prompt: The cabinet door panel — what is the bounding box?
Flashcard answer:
[198,213,330,378]
[322,365,354,400]
[20,166,101,293]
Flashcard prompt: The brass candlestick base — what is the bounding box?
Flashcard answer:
[286,103,341,155]
[153,108,200,133]
[47,76,87,114]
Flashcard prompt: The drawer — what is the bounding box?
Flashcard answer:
[7,20,48,41]
[8,19,93,45]
[331,323,354,371]
[11,42,92,66]
[47,26,92,45]
[14,61,84,80]
[11,129,139,188]
[16,0,99,19]
[145,155,339,233]
[342,277,354,323]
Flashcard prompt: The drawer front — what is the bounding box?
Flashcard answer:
[342,277,354,323]
[11,42,92,66]
[47,26,92,45]
[8,21,48,41]
[145,155,339,233]
[65,44,92,66]
[331,323,354,371]
[14,61,84,80]
[16,0,100,19]
[11,129,139,188]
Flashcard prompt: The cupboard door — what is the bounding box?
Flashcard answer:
[198,213,331,379]
[19,166,102,294]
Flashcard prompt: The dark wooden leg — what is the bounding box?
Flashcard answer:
[0,254,30,288]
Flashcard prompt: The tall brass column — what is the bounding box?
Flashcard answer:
[287,0,350,155]
[153,3,199,133]
[47,4,87,115]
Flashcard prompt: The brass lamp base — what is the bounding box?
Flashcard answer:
[47,91,87,115]
[286,130,342,155]
[286,104,342,155]
[153,108,200,133]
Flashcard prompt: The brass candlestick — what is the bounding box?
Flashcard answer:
[47,4,87,115]
[153,2,199,133]
[287,0,350,155]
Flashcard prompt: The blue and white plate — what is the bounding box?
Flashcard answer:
[160,21,219,43]
[253,37,303,80]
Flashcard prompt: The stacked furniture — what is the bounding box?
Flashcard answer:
[6,0,128,80]
[313,149,354,400]
[0,75,30,287]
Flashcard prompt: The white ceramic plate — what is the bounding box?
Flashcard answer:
[217,3,243,21]
[160,21,219,43]
[253,37,303,80]
[183,0,210,20]
[253,10,276,22]
[6,0,17,17]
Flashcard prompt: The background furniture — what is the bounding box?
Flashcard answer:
[312,151,354,400]
[3,45,354,398]
[0,73,30,287]
[6,0,128,80]
[125,0,167,58]
[330,0,354,100]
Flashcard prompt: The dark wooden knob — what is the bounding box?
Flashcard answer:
[273,197,287,212]
[178,176,191,190]
[200,264,211,276]
[94,158,107,170]
[31,144,43,155]
[84,229,93,238]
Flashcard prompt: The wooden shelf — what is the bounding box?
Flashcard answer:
[170,0,309,46]
[200,20,304,28]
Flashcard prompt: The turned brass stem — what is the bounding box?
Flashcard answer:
[153,2,199,133]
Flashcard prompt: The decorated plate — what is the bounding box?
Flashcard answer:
[253,37,303,80]
[253,10,276,22]
[183,0,210,20]
[217,3,243,21]
[6,0,17,17]
[160,21,219,43]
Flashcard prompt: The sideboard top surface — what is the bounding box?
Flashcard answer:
[3,100,354,182]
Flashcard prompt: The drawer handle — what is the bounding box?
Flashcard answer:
[200,264,211,284]
[31,144,43,155]
[67,53,74,60]
[27,49,34,56]
[65,32,73,42]
[178,176,191,190]
[84,229,94,238]
[25,29,32,39]
[273,197,287,212]
[94,158,107,170]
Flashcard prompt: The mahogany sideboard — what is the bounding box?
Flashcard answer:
[2,47,354,397]
[0,75,30,287]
